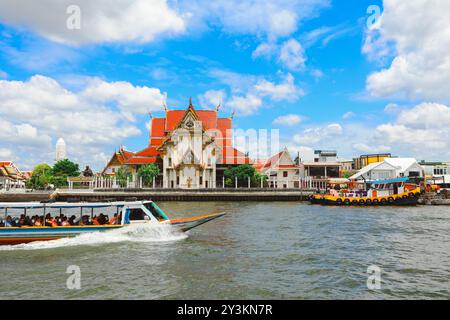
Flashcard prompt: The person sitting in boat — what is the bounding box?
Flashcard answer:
[68,215,76,226]
[109,213,118,225]
[4,215,14,227]
[34,217,43,227]
[61,217,71,226]
[91,215,100,225]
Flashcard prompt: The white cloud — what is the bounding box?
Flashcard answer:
[293,123,343,146]
[81,78,166,120]
[215,71,304,115]
[198,90,226,109]
[0,148,13,159]
[0,75,166,169]
[183,0,329,40]
[310,69,324,80]
[227,94,262,116]
[273,114,302,127]
[352,143,391,154]
[342,112,355,120]
[278,39,306,71]
[252,42,277,59]
[254,73,303,101]
[0,70,7,79]
[364,0,450,101]
[0,0,186,45]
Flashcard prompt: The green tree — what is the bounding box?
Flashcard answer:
[52,159,80,177]
[28,163,52,189]
[137,164,160,187]
[116,166,132,187]
[224,164,261,188]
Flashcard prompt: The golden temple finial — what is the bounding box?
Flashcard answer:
[189,96,194,108]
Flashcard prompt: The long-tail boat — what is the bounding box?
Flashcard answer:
[0,200,224,245]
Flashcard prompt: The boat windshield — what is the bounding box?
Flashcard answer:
[143,202,169,221]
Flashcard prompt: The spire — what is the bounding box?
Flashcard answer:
[189,96,194,108]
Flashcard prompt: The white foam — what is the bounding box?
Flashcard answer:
[0,223,188,251]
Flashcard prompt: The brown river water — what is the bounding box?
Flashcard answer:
[0,202,449,299]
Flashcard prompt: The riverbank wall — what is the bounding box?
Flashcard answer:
[1,189,315,202]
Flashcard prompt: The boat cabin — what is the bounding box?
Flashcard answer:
[0,201,169,228]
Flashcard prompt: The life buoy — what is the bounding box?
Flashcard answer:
[344,199,351,205]
[372,199,379,205]
[380,198,387,205]
[388,197,394,203]
[365,199,372,205]
[352,200,358,205]
[359,199,365,205]
[402,195,408,199]
[408,192,414,197]
[336,198,343,205]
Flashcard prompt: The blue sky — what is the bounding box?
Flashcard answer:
[0,0,449,170]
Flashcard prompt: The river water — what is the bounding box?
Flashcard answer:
[0,202,449,300]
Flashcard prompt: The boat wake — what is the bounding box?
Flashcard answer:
[0,223,188,251]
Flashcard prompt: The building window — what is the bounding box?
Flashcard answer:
[283,171,288,178]
[199,176,203,185]
[176,176,180,186]
[168,157,172,166]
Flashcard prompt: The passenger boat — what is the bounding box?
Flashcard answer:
[309,177,422,206]
[0,200,224,245]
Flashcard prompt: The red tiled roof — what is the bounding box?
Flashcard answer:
[165,110,185,131]
[135,147,159,157]
[124,157,157,164]
[222,147,252,164]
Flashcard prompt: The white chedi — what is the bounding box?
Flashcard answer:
[55,137,67,161]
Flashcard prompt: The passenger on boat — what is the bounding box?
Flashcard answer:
[5,215,14,227]
[61,217,71,226]
[109,213,118,225]
[91,215,100,225]
[69,215,76,226]
[34,217,43,226]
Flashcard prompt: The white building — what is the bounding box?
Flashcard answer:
[254,148,304,188]
[55,138,67,162]
[350,158,423,180]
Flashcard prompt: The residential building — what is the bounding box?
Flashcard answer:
[254,147,304,188]
[350,157,423,180]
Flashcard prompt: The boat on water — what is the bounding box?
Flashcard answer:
[309,177,422,206]
[0,200,224,245]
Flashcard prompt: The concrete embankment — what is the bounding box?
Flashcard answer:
[1,189,315,202]
[56,189,315,202]
[0,191,54,202]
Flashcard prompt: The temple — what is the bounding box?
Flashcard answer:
[103,99,251,188]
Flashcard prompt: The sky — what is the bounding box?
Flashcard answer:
[0,0,449,171]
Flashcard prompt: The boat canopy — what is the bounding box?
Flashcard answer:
[366,177,409,184]
[0,201,153,210]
